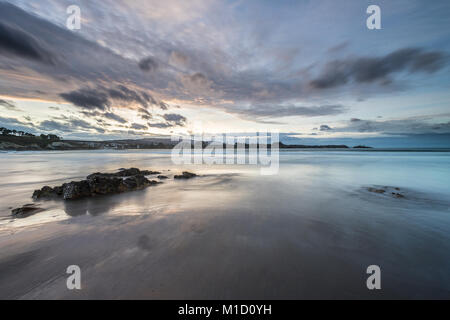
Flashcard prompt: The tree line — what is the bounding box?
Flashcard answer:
[0,127,61,141]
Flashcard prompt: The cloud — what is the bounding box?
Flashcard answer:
[107,85,149,107]
[1,1,449,136]
[0,115,36,133]
[0,21,54,65]
[326,117,450,135]
[103,112,128,124]
[226,104,346,120]
[60,88,110,111]
[189,73,207,84]
[159,101,169,110]
[320,125,332,131]
[169,51,189,67]
[138,57,158,72]
[137,107,153,120]
[162,113,186,126]
[310,48,448,89]
[38,118,105,134]
[0,99,20,111]
[38,120,73,132]
[60,85,158,113]
[130,123,148,130]
[147,122,172,128]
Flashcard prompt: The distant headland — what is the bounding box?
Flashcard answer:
[0,127,368,151]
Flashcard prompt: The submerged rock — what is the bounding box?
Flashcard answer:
[367,187,386,194]
[367,186,406,199]
[174,172,198,179]
[392,192,405,199]
[115,168,142,177]
[141,170,161,175]
[11,204,43,218]
[157,175,169,180]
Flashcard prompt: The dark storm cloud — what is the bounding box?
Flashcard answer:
[61,85,157,113]
[162,113,187,126]
[60,88,110,111]
[228,104,346,120]
[0,21,54,65]
[107,85,149,108]
[189,73,207,83]
[138,107,151,116]
[137,107,153,120]
[104,112,127,124]
[325,118,450,135]
[310,48,448,89]
[147,122,172,128]
[0,99,19,111]
[130,123,148,130]
[39,120,72,132]
[38,118,105,133]
[159,101,169,110]
[1,2,449,132]
[140,91,158,105]
[0,3,173,102]
[138,57,158,72]
[320,125,332,131]
[0,116,35,133]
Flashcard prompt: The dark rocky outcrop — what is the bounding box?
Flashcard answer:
[392,192,405,199]
[367,187,385,194]
[174,172,198,179]
[367,186,406,199]
[11,204,43,218]
[32,168,161,200]
[157,175,169,180]
[141,170,161,175]
[63,180,93,200]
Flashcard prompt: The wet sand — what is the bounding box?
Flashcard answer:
[0,150,449,299]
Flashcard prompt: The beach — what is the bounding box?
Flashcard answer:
[0,149,449,299]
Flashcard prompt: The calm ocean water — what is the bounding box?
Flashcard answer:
[0,149,449,299]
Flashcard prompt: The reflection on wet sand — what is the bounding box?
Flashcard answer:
[0,150,449,299]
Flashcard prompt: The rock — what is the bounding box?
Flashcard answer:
[29,168,164,202]
[174,172,198,179]
[116,168,141,177]
[53,186,63,195]
[32,186,58,199]
[157,175,169,180]
[62,180,92,200]
[11,204,43,218]
[88,175,125,195]
[141,170,161,175]
[123,176,138,189]
[367,186,405,199]
[367,187,385,194]
[86,172,117,180]
[392,192,405,199]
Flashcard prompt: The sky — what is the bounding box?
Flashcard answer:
[0,0,449,147]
